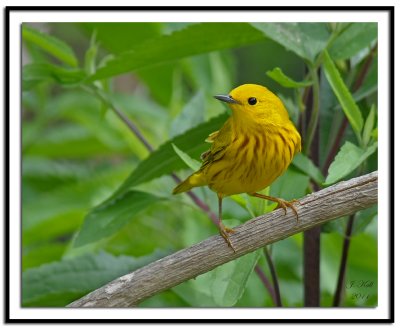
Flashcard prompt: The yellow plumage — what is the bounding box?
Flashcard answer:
[173,84,301,251]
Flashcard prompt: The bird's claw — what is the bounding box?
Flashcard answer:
[219,224,236,252]
[274,198,300,223]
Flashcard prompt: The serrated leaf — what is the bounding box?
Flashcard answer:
[112,113,229,199]
[172,144,201,171]
[88,23,265,81]
[211,250,261,306]
[74,190,162,247]
[325,141,377,185]
[362,104,376,147]
[23,242,66,270]
[329,23,377,60]
[267,67,312,88]
[22,250,167,306]
[322,50,364,133]
[252,23,330,62]
[22,25,78,67]
[291,153,324,184]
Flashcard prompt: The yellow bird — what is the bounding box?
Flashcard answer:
[173,84,301,251]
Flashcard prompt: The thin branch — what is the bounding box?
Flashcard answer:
[171,173,219,226]
[322,118,348,175]
[332,213,355,306]
[67,171,377,307]
[304,68,320,154]
[254,265,277,304]
[303,226,321,306]
[303,66,321,307]
[263,247,282,307]
[83,85,154,152]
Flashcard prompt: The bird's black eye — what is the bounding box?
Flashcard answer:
[248,97,257,105]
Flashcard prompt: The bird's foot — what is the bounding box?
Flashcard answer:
[219,223,236,253]
[250,193,300,222]
[273,198,300,223]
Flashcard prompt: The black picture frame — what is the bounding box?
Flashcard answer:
[4,5,394,324]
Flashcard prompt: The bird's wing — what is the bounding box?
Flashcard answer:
[200,118,233,169]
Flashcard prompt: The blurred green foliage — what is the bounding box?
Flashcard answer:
[22,22,377,307]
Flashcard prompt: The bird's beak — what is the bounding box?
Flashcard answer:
[214,94,240,104]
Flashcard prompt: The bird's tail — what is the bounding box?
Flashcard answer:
[172,172,206,194]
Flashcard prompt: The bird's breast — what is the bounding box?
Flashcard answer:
[206,129,298,196]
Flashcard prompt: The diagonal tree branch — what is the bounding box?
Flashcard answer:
[67,171,377,308]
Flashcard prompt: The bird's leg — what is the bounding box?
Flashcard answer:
[249,193,300,222]
[217,195,236,252]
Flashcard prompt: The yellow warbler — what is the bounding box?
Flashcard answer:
[173,84,301,251]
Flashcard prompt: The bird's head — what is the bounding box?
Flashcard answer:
[214,84,290,126]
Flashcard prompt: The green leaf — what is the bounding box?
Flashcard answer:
[371,127,378,141]
[271,166,310,201]
[173,271,217,307]
[23,163,131,245]
[172,144,201,171]
[23,242,66,270]
[22,25,78,67]
[325,141,377,185]
[84,32,98,75]
[352,56,377,103]
[211,250,261,306]
[251,23,330,62]
[170,91,205,137]
[329,23,377,60]
[22,250,167,306]
[322,50,364,133]
[24,124,128,158]
[23,63,85,90]
[112,112,229,199]
[266,67,312,88]
[291,153,325,184]
[79,22,163,54]
[74,190,162,247]
[353,205,377,235]
[88,23,265,81]
[362,104,376,147]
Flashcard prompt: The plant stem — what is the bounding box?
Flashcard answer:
[303,65,321,307]
[322,118,348,175]
[254,265,277,305]
[304,68,320,154]
[263,247,282,306]
[84,86,155,152]
[170,173,219,227]
[332,213,355,306]
[303,227,321,306]
[111,104,154,152]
